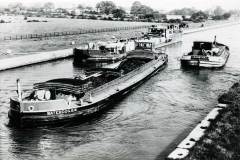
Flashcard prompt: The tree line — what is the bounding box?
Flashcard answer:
[169,6,232,22]
[0,1,237,22]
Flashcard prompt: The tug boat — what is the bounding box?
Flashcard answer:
[180,37,230,68]
[9,41,168,127]
[73,39,135,65]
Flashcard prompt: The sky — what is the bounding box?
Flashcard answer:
[0,0,240,11]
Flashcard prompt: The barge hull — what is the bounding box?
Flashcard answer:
[9,60,167,127]
[181,56,229,68]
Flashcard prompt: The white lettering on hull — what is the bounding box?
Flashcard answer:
[47,108,77,115]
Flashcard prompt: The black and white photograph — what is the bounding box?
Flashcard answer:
[0,0,240,159]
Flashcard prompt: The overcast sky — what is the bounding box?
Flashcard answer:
[0,0,240,11]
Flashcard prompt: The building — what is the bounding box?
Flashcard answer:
[166,14,183,20]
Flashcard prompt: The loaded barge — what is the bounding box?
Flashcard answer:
[9,41,168,127]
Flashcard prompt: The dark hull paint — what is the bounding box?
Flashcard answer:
[9,60,168,127]
[180,59,199,68]
[180,53,229,69]
[73,56,124,65]
[73,48,125,65]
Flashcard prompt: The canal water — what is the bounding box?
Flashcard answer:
[0,24,240,160]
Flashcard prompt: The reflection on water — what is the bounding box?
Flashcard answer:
[1,24,240,160]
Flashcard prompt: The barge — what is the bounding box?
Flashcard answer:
[180,37,230,68]
[9,41,168,127]
[73,24,181,66]
[141,24,182,49]
[73,39,135,65]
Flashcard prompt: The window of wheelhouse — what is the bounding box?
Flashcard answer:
[105,47,115,53]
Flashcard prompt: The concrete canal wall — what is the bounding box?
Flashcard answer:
[0,48,72,71]
[0,21,239,71]
[167,82,240,159]
[167,103,228,159]
[183,21,240,34]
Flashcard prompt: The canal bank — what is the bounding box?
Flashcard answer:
[0,38,181,71]
[167,82,240,160]
[0,40,177,71]
[0,49,73,71]
[183,21,240,34]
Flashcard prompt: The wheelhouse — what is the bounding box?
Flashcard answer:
[189,41,228,57]
[147,25,166,37]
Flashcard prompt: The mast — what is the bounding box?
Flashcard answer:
[16,79,22,101]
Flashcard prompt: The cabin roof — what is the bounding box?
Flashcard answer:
[105,42,124,48]
[193,41,227,50]
[193,41,213,44]
[193,41,213,50]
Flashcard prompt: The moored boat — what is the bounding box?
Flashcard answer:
[73,39,135,65]
[9,41,168,127]
[180,37,230,68]
[141,24,182,48]
[73,24,181,66]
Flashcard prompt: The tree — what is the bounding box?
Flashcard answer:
[86,6,93,11]
[152,11,161,19]
[77,4,84,10]
[159,13,167,20]
[229,9,240,17]
[169,7,197,16]
[28,4,43,12]
[212,12,231,20]
[43,2,55,12]
[191,11,208,22]
[112,8,126,18]
[130,1,142,15]
[55,8,68,13]
[213,6,224,16]
[96,1,116,15]
[8,2,25,12]
[130,1,154,19]
[140,5,153,15]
